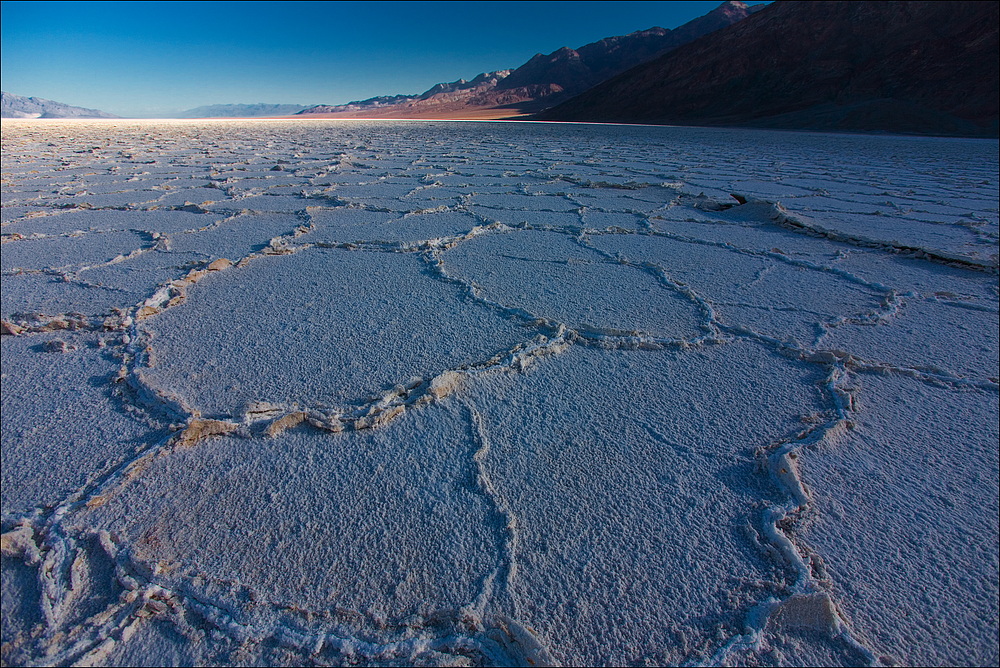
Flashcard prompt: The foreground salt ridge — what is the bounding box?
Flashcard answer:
[1,121,997,667]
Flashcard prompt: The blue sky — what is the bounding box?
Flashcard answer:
[1,1,766,117]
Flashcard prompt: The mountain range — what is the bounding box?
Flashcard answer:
[297,0,761,119]
[1,91,118,119]
[5,1,996,136]
[540,0,998,136]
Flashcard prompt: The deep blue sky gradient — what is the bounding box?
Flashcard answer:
[1,1,766,117]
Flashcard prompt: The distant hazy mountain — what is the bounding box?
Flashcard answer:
[1,91,118,119]
[540,1,999,137]
[173,103,309,118]
[305,94,422,114]
[297,1,759,119]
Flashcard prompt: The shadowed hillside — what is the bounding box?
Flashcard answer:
[539,1,999,137]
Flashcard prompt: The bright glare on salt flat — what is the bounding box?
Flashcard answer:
[0,119,997,667]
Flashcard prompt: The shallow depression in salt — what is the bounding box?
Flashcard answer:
[1,119,997,667]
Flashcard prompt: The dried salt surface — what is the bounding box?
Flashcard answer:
[302,208,481,245]
[0,331,164,517]
[442,229,704,341]
[206,194,313,214]
[1,272,139,323]
[53,191,165,209]
[164,212,304,260]
[78,249,206,295]
[650,203,849,264]
[469,206,585,231]
[460,342,827,666]
[140,247,529,417]
[1,119,997,667]
[83,404,498,648]
[830,250,999,304]
[590,233,883,346]
[4,209,224,236]
[792,374,999,667]
[1,230,150,272]
[579,209,648,231]
[821,298,999,382]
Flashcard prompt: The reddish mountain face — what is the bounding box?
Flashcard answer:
[297,1,759,119]
[540,0,999,136]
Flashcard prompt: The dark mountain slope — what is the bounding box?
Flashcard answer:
[539,1,999,136]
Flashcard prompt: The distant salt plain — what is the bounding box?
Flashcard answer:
[1,119,997,667]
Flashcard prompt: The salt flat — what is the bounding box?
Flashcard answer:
[1,119,997,667]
